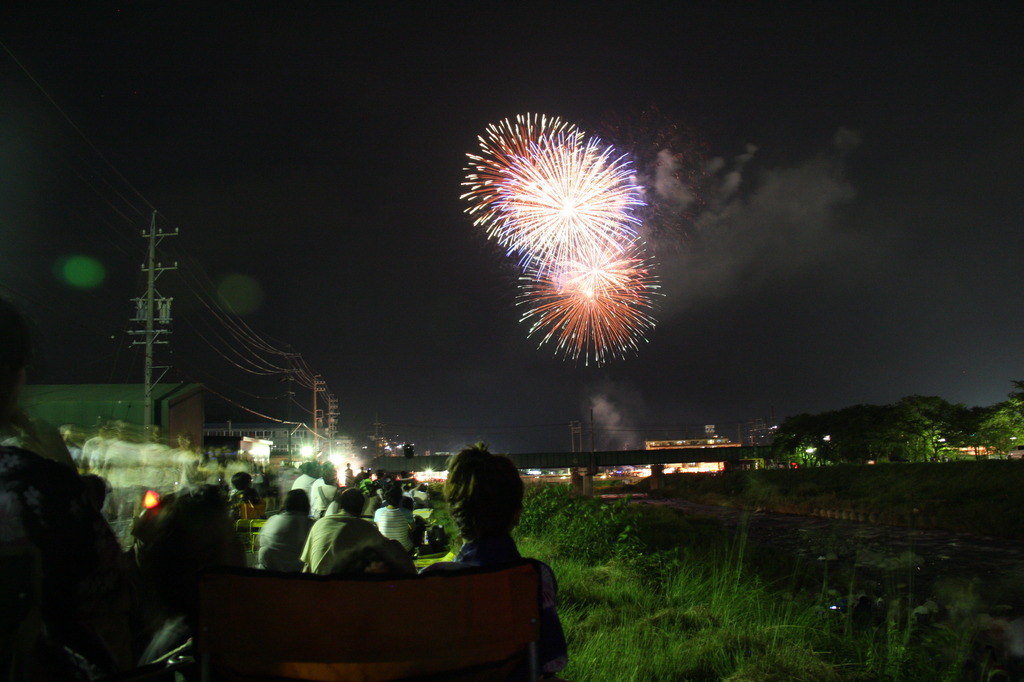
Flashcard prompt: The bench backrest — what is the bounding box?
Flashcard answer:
[198,561,541,681]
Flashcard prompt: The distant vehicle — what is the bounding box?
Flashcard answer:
[1008,445,1024,459]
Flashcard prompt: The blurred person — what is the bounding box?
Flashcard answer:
[61,424,86,467]
[276,462,298,498]
[309,463,338,518]
[343,462,355,487]
[411,481,432,509]
[133,484,245,663]
[290,460,318,497]
[374,482,416,552]
[300,487,407,574]
[257,489,314,572]
[228,470,264,520]
[421,443,568,677]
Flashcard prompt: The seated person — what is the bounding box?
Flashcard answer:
[410,482,432,509]
[228,471,264,520]
[421,444,568,677]
[373,482,415,553]
[321,537,415,576]
[308,463,338,519]
[257,489,315,572]
[301,488,411,574]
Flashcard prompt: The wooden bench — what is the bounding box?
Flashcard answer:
[197,560,541,681]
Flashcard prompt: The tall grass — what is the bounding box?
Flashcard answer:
[514,486,982,681]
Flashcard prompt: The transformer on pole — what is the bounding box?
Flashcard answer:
[129,211,177,440]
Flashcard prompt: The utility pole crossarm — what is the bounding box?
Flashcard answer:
[131,210,177,440]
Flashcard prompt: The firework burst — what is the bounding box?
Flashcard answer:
[517,240,659,366]
[462,113,577,235]
[463,114,643,269]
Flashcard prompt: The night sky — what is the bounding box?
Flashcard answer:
[2,4,1021,454]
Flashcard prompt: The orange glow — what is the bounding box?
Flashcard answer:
[142,490,160,509]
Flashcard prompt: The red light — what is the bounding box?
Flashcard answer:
[142,490,160,509]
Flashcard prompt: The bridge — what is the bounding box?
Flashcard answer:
[370,445,772,473]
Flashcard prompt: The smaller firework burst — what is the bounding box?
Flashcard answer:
[517,240,660,366]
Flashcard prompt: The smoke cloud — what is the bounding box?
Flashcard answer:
[583,381,647,450]
[658,128,864,312]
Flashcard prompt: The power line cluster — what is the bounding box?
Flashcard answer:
[0,40,338,444]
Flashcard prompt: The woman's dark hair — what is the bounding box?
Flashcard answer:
[283,488,310,514]
[444,443,523,542]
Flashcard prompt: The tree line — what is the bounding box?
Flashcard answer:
[772,381,1024,465]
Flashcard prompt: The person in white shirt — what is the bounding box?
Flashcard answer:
[309,464,338,519]
[290,461,318,498]
[373,483,415,552]
[258,489,314,572]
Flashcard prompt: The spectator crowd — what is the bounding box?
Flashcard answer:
[1,295,567,680]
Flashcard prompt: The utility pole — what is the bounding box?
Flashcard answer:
[326,391,338,457]
[569,421,582,453]
[129,211,177,441]
[310,375,328,459]
[285,374,295,459]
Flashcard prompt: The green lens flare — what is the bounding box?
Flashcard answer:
[216,274,264,314]
[55,255,106,288]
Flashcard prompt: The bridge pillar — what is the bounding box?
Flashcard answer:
[570,468,593,496]
[581,471,593,496]
[649,463,665,491]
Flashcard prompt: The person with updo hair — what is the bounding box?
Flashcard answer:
[421,443,568,677]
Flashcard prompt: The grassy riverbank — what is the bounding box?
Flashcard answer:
[628,460,1024,541]
[512,485,1002,681]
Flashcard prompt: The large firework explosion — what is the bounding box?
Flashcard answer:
[463,113,660,365]
[463,114,642,269]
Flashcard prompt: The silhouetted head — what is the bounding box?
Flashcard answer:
[339,487,364,516]
[284,488,310,514]
[230,471,253,491]
[383,482,403,507]
[444,443,523,542]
